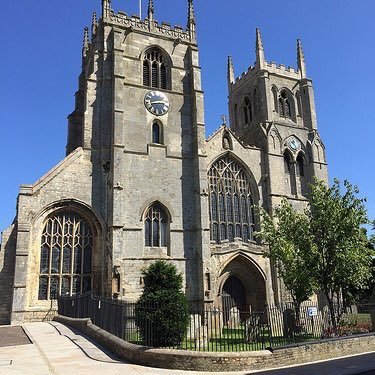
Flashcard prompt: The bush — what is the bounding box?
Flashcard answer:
[134,260,189,347]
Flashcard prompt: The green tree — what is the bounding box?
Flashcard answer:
[309,180,372,327]
[257,179,374,329]
[257,200,316,314]
[134,260,189,347]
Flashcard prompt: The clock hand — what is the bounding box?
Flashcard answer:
[150,100,166,105]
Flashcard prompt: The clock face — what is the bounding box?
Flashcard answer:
[289,138,300,151]
[144,91,170,116]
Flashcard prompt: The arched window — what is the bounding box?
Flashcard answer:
[284,151,296,195]
[279,90,292,119]
[243,97,252,125]
[253,87,259,116]
[208,155,256,244]
[271,86,278,112]
[38,211,93,300]
[152,122,161,144]
[144,204,168,247]
[296,91,302,117]
[143,48,170,90]
[296,153,307,196]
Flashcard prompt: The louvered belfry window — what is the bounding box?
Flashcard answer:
[208,155,255,244]
[143,49,169,90]
[38,211,93,300]
[279,90,292,118]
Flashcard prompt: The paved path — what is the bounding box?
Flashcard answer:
[0,322,374,375]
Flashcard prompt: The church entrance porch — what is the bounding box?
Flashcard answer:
[215,254,267,320]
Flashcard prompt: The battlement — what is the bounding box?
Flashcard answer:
[265,61,300,77]
[231,60,302,90]
[106,10,192,42]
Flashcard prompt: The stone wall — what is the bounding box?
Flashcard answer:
[0,225,16,325]
[55,315,375,372]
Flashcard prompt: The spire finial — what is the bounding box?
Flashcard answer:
[102,0,111,19]
[148,0,154,20]
[92,11,98,36]
[187,0,196,40]
[227,56,235,86]
[255,28,265,68]
[82,27,89,58]
[297,39,307,79]
[221,115,228,126]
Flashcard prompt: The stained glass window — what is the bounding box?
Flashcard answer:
[208,155,256,244]
[38,212,93,300]
[144,204,168,248]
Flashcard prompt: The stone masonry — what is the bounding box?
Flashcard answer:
[1,0,328,323]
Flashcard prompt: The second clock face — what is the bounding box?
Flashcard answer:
[144,91,170,116]
[289,138,300,151]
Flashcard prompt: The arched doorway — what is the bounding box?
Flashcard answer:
[222,276,246,311]
[217,254,267,315]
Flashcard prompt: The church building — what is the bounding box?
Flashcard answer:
[0,0,328,324]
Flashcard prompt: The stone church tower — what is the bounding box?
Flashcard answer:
[0,0,328,324]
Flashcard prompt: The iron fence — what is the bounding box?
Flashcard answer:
[58,294,375,352]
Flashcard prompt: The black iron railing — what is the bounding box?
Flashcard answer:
[58,294,375,352]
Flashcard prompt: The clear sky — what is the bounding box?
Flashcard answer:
[0,0,374,235]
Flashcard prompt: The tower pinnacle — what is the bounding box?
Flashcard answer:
[187,0,196,40]
[148,0,154,20]
[91,11,98,36]
[82,27,89,58]
[297,39,307,79]
[255,28,265,68]
[227,56,235,86]
[102,0,111,19]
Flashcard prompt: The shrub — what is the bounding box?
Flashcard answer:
[134,260,189,347]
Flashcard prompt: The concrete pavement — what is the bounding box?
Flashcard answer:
[0,322,374,375]
[0,322,248,375]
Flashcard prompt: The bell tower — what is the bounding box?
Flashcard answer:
[227,29,328,212]
[66,0,209,302]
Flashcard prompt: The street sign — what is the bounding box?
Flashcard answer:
[307,306,318,317]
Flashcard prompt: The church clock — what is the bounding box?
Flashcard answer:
[144,91,170,116]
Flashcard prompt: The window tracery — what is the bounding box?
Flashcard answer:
[143,49,169,90]
[144,204,168,247]
[208,155,255,244]
[38,211,93,300]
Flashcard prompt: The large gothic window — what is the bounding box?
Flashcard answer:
[144,204,168,247]
[38,212,93,300]
[208,155,256,244]
[143,49,169,90]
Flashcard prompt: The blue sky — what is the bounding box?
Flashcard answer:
[0,0,374,235]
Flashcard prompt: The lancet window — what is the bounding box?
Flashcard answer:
[152,122,161,144]
[208,155,256,244]
[144,204,168,247]
[243,97,253,125]
[296,153,307,196]
[38,211,93,300]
